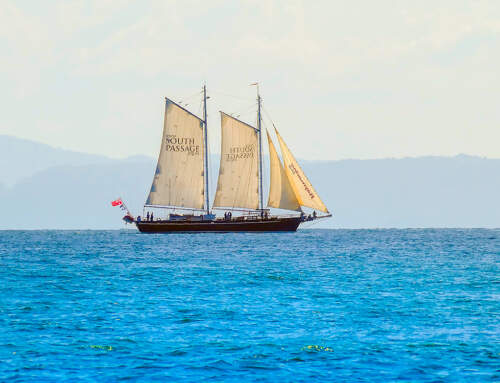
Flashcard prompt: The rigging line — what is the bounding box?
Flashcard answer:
[261,119,270,131]
[210,89,253,102]
[177,90,203,105]
[230,104,257,119]
[198,98,203,120]
[262,106,278,129]
[261,108,282,160]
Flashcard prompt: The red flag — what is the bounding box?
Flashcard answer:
[111,198,123,207]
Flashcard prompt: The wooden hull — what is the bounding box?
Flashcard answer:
[135,216,302,233]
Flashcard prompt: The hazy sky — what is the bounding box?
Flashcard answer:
[1,0,499,160]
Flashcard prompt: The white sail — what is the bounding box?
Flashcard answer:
[146,99,205,209]
[275,128,329,213]
[267,130,301,211]
[213,112,259,210]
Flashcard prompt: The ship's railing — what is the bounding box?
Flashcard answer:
[215,213,302,221]
[136,208,327,223]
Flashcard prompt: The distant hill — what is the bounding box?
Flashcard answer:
[0,135,112,187]
[0,161,155,229]
[0,135,498,229]
[300,155,500,228]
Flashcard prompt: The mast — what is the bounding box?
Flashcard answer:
[257,86,264,212]
[203,84,210,214]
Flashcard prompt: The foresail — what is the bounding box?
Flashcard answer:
[267,131,301,211]
[213,113,259,210]
[275,128,329,213]
[146,99,205,209]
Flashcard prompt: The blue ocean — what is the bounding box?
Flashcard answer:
[1,229,498,382]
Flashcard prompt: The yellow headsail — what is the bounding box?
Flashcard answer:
[266,130,301,211]
[275,128,329,213]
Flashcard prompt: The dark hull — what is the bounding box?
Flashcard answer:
[135,217,302,233]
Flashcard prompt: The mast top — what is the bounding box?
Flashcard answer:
[250,82,260,99]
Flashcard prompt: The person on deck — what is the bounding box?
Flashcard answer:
[150,212,154,221]
[146,212,150,221]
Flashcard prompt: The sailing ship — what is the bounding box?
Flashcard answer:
[126,85,331,233]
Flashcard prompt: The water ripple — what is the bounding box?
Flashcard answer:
[0,229,498,381]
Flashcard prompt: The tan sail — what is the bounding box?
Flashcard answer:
[267,130,301,211]
[146,99,205,209]
[213,112,259,210]
[275,128,329,213]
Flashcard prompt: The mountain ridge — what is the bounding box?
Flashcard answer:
[0,134,498,229]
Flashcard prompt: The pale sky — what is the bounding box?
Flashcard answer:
[1,0,499,160]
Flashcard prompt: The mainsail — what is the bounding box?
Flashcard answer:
[213,112,259,210]
[275,128,329,213]
[266,130,301,211]
[146,99,205,209]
